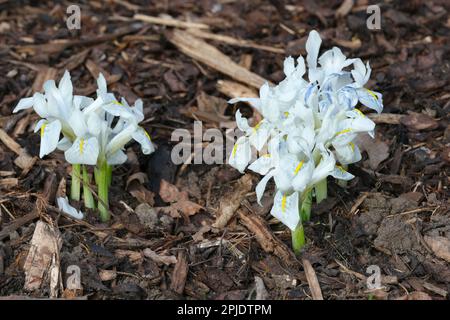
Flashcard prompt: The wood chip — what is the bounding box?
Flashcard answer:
[23,221,62,291]
[216,80,258,100]
[335,0,354,18]
[143,248,177,265]
[0,211,39,241]
[134,14,209,29]
[423,282,448,297]
[0,178,18,188]
[0,128,37,173]
[99,269,117,282]
[237,207,295,264]
[368,113,403,124]
[254,276,269,300]
[212,174,252,229]
[302,258,324,300]
[168,29,269,89]
[170,251,189,294]
[424,235,450,263]
[186,28,284,54]
[400,112,439,131]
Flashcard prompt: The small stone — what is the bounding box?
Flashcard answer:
[9,231,19,241]
[135,203,158,230]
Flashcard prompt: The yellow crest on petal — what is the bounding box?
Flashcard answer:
[79,138,85,154]
[40,123,47,138]
[294,160,304,175]
[281,194,287,213]
[366,89,378,100]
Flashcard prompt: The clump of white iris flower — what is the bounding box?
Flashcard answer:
[13,71,155,221]
[229,30,383,253]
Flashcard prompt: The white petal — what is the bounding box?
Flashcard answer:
[106,123,136,155]
[82,96,104,115]
[249,121,270,151]
[132,127,155,155]
[283,56,295,76]
[39,120,62,158]
[334,142,361,165]
[65,137,99,165]
[228,136,252,173]
[292,160,314,193]
[235,109,251,132]
[97,73,107,97]
[270,191,300,231]
[331,166,355,181]
[248,155,273,175]
[13,97,34,113]
[255,171,274,205]
[107,149,128,165]
[87,112,102,137]
[273,154,298,194]
[306,30,322,69]
[351,59,366,86]
[102,101,135,119]
[132,99,145,123]
[68,109,88,137]
[57,197,84,220]
[57,137,72,151]
[58,70,73,106]
[33,93,50,118]
[358,88,383,113]
[311,147,336,185]
[43,80,67,114]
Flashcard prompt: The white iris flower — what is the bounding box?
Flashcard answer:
[13,71,155,221]
[229,30,383,234]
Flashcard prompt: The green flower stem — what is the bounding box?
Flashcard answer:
[82,165,95,209]
[300,190,312,221]
[95,160,110,222]
[70,164,81,201]
[315,179,328,204]
[106,164,113,187]
[291,223,306,255]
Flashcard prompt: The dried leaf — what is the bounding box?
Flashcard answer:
[355,133,390,170]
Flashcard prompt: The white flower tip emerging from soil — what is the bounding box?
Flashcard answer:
[229,30,384,236]
[57,197,84,220]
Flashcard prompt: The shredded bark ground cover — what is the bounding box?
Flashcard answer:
[0,0,449,300]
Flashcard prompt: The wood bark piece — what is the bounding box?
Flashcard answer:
[134,14,209,29]
[0,211,39,241]
[424,235,450,263]
[23,221,62,292]
[302,258,324,300]
[143,248,177,265]
[186,28,285,54]
[216,80,258,100]
[368,113,403,125]
[237,208,295,264]
[212,174,253,229]
[0,128,37,174]
[170,251,189,294]
[168,29,270,89]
